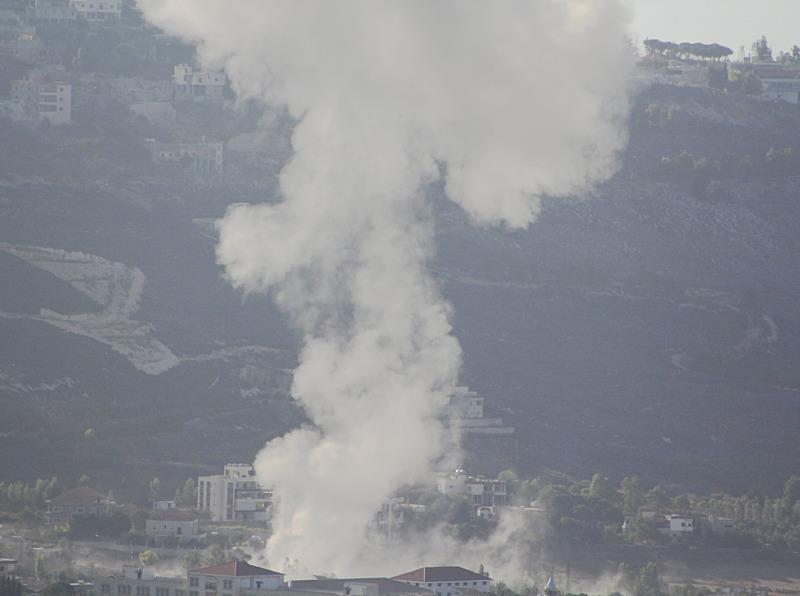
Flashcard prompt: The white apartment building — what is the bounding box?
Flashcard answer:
[188,561,284,596]
[97,566,186,596]
[197,464,272,523]
[436,470,507,510]
[392,567,492,596]
[25,0,77,29]
[11,79,71,124]
[147,140,223,173]
[173,64,227,103]
[69,0,121,22]
[445,386,514,435]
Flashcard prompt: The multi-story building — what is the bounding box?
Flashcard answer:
[445,386,514,436]
[11,78,71,124]
[97,566,186,596]
[655,514,695,538]
[0,559,17,577]
[754,66,800,104]
[0,34,70,69]
[187,561,284,596]
[172,64,227,103]
[68,0,121,23]
[25,0,77,30]
[436,470,507,510]
[392,567,492,596]
[147,140,223,174]
[197,464,271,523]
[145,510,204,546]
[45,486,111,524]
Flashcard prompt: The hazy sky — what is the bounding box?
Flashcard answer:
[629,0,799,55]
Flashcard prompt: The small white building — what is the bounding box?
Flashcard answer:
[197,464,271,522]
[655,514,695,538]
[0,558,17,577]
[173,64,227,103]
[392,567,492,596]
[188,561,284,596]
[756,66,800,104]
[444,386,514,436]
[147,140,223,174]
[145,511,203,545]
[152,500,176,510]
[11,78,71,124]
[97,566,186,596]
[436,470,508,509]
[69,0,121,23]
[45,486,111,524]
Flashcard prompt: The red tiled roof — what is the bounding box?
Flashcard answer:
[189,560,283,577]
[392,567,490,583]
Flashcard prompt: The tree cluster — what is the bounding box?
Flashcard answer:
[0,477,60,514]
[643,39,733,62]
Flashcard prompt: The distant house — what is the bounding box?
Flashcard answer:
[172,64,227,103]
[68,0,121,23]
[10,78,71,125]
[187,561,285,595]
[145,510,204,546]
[146,139,223,174]
[152,500,176,511]
[654,514,695,538]
[436,470,508,510]
[291,578,432,596]
[97,565,186,596]
[707,515,736,535]
[25,0,77,30]
[753,65,800,104]
[392,567,492,596]
[0,558,17,577]
[46,486,112,524]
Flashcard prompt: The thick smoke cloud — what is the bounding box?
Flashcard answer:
[139,0,633,576]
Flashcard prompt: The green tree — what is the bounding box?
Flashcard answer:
[148,478,162,501]
[752,36,773,62]
[138,550,159,567]
[84,428,95,441]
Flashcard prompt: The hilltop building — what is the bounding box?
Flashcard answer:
[197,464,271,523]
[436,470,508,512]
[445,386,514,436]
[25,0,77,29]
[753,65,800,104]
[172,64,227,103]
[392,567,492,596]
[147,139,223,173]
[68,0,121,23]
[11,78,71,124]
[45,486,111,524]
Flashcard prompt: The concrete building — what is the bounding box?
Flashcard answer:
[707,515,736,535]
[152,500,176,511]
[373,498,424,542]
[45,486,111,524]
[0,34,69,69]
[197,464,271,523]
[188,561,285,596]
[291,578,432,596]
[654,514,695,538]
[392,567,492,596]
[69,0,121,23]
[754,66,800,104]
[98,566,186,596]
[172,64,226,103]
[25,0,77,29]
[436,470,508,510]
[445,386,514,436]
[11,78,71,124]
[145,510,204,546]
[147,140,223,174]
[0,558,17,577]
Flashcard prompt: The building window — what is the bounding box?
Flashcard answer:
[190,579,199,588]
[101,586,110,594]
[222,581,232,591]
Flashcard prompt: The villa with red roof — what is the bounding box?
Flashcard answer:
[188,561,285,596]
[392,567,492,596]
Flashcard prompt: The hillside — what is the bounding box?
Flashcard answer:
[1,83,799,496]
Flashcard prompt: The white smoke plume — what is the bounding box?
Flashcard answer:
[139,0,633,577]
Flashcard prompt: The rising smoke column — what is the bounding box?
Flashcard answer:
[139,0,633,575]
